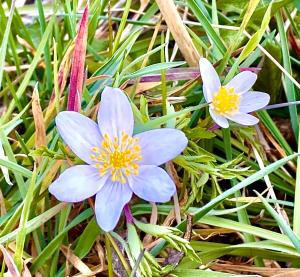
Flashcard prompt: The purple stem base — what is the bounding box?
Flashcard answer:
[124,203,134,224]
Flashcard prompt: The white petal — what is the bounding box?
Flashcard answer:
[56,112,102,164]
[49,165,107,202]
[95,181,132,232]
[128,165,175,203]
[239,91,270,113]
[199,58,220,102]
[98,87,134,138]
[134,128,188,166]
[209,107,229,128]
[227,112,259,126]
[225,71,257,94]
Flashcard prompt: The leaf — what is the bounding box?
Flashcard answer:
[255,191,300,252]
[150,153,300,256]
[0,157,32,178]
[32,84,46,161]
[0,0,16,89]
[238,1,273,63]
[0,140,13,185]
[2,16,55,123]
[123,61,186,80]
[67,5,89,111]
[0,245,20,277]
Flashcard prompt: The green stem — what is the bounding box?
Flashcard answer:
[293,128,300,237]
[105,233,114,277]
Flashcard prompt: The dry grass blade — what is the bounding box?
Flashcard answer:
[155,0,200,66]
[0,244,20,277]
[32,84,46,165]
[60,245,95,276]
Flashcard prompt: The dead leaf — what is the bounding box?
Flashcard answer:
[0,244,20,277]
[32,84,46,166]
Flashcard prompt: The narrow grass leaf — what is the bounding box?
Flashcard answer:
[0,0,16,89]
[255,191,300,253]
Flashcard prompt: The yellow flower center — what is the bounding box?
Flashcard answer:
[90,132,142,184]
[211,86,240,116]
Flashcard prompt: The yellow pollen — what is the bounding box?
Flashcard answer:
[211,86,240,116]
[90,131,142,184]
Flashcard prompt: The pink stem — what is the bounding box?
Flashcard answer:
[124,203,134,224]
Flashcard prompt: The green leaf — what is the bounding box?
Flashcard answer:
[123,61,186,80]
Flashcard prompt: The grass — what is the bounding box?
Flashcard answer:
[1,0,300,276]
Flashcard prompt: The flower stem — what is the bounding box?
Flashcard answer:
[124,203,134,225]
[104,233,114,277]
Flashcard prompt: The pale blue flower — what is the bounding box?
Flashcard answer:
[199,58,270,128]
[49,87,188,231]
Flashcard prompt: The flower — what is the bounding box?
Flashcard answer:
[49,87,188,231]
[199,58,270,128]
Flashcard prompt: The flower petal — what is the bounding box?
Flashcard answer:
[225,71,257,94]
[199,58,220,102]
[128,165,176,203]
[209,107,229,128]
[135,128,187,166]
[227,112,259,126]
[95,181,132,232]
[98,87,134,138]
[239,91,270,113]
[56,111,102,164]
[49,165,107,202]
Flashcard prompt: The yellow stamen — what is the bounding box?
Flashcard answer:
[211,86,240,116]
[90,131,142,184]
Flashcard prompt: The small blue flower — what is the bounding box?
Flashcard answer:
[49,87,188,231]
[199,58,270,128]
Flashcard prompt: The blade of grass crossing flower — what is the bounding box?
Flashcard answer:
[14,168,37,270]
[150,152,300,256]
[0,0,16,89]
[255,191,300,253]
[275,12,299,140]
[2,17,55,124]
[67,5,89,112]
